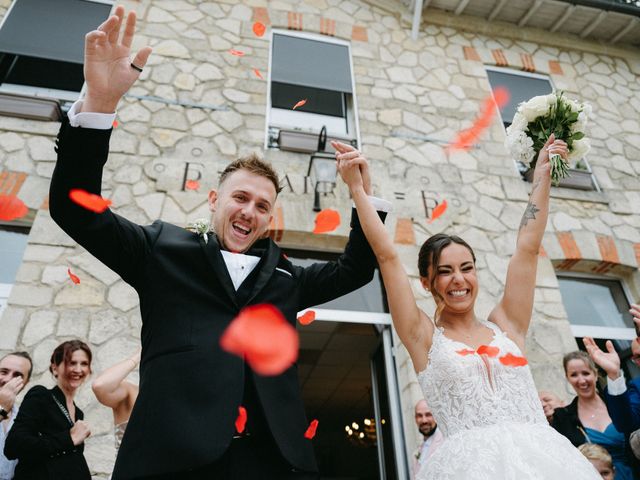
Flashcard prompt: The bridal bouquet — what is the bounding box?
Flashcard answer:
[505,92,591,185]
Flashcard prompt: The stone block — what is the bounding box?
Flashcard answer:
[68,252,120,286]
[535,257,559,288]
[30,211,77,247]
[22,245,67,263]
[57,310,90,339]
[89,310,130,345]
[42,265,72,285]
[31,338,60,374]
[22,310,57,346]
[107,281,139,312]
[9,285,54,307]
[0,307,26,350]
[54,281,106,307]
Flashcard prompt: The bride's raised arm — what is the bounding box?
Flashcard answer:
[490,134,568,346]
[333,141,433,370]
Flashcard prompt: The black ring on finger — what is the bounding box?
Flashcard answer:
[130,63,143,73]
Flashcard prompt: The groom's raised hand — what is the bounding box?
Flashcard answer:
[82,5,152,113]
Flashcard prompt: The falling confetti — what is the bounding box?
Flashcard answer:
[220,304,298,376]
[499,353,528,367]
[253,68,264,80]
[67,268,81,285]
[0,195,28,221]
[253,21,266,37]
[112,119,119,128]
[304,419,319,439]
[476,345,500,358]
[235,406,247,433]
[456,349,476,356]
[428,200,448,224]
[185,180,200,191]
[297,310,316,326]
[313,209,340,234]
[229,49,245,57]
[292,99,307,110]
[69,189,112,213]
[447,87,510,151]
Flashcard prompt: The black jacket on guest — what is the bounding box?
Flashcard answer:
[4,385,90,480]
[49,119,385,479]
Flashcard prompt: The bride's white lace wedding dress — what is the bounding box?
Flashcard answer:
[416,321,600,479]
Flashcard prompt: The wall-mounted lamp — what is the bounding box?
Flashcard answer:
[307,126,336,212]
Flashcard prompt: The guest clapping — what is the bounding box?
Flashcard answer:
[552,350,635,480]
[91,349,140,450]
[4,340,92,480]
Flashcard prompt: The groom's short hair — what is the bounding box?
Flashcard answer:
[219,154,282,195]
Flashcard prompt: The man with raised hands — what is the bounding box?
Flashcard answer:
[50,6,388,479]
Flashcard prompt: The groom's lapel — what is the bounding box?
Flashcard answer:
[244,239,280,307]
[199,235,239,309]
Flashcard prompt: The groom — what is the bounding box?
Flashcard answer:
[50,6,387,480]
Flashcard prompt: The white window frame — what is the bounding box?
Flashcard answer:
[264,29,361,150]
[556,271,636,341]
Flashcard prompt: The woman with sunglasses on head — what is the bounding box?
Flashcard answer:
[4,340,92,480]
[334,136,600,479]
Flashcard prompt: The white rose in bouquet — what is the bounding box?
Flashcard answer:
[519,94,555,122]
[568,138,591,161]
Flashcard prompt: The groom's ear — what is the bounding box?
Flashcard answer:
[208,190,218,212]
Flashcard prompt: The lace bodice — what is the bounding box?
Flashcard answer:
[417,321,546,438]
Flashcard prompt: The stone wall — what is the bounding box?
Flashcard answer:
[1,0,639,476]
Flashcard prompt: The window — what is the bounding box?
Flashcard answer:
[266,31,360,153]
[0,0,112,120]
[557,273,638,379]
[0,226,29,316]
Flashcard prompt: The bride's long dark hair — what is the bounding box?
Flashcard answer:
[418,233,477,323]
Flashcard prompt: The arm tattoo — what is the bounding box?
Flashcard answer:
[519,178,542,230]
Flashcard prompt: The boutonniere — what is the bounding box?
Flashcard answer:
[187,218,213,244]
[414,450,421,460]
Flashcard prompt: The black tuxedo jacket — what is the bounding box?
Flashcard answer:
[4,385,90,480]
[50,120,385,479]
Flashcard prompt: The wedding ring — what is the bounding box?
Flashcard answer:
[130,63,143,73]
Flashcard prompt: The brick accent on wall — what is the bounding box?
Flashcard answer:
[491,49,508,67]
[288,12,303,31]
[556,232,581,270]
[394,218,416,245]
[320,17,336,36]
[0,170,27,196]
[548,60,564,75]
[634,243,640,267]
[253,7,271,25]
[463,46,481,61]
[520,53,535,72]
[268,206,284,242]
[351,25,368,42]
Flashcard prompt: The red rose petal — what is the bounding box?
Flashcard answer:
[253,68,264,80]
[428,199,447,224]
[297,310,316,326]
[447,88,510,151]
[456,348,476,356]
[229,49,245,57]
[67,268,80,285]
[69,189,112,213]
[313,209,340,234]
[304,419,318,439]
[476,345,500,357]
[112,119,119,128]
[235,406,247,433]
[185,180,200,191]
[253,22,266,37]
[499,353,528,367]
[292,99,307,110]
[220,304,299,376]
[0,195,28,221]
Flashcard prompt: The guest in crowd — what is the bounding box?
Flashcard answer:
[0,352,33,480]
[578,443,615,480]
[538,390,565,424]
[552,350,635,480]
[92,349,140,450]
[4,340,93,480]
[411,399,443,479]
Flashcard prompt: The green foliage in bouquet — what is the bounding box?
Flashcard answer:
[526,92,584,185]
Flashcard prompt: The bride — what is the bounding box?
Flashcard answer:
[333,135,600,479]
